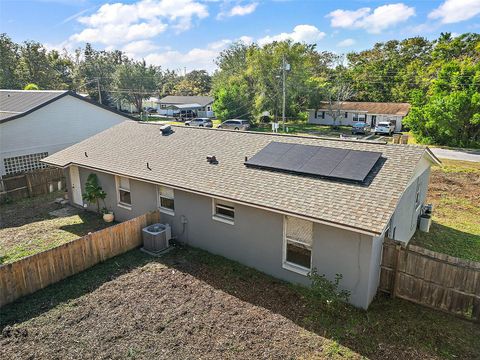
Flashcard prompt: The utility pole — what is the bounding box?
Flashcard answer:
[282,55,286,131]
[96,78,102,105]
[281,55,290,131]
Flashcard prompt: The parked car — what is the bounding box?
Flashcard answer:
[173,110,196,120]
[217,119,251,131]
[352,122,371,135]
[143,107,157,114]
[185,118,213,127]
[374,121,395,136]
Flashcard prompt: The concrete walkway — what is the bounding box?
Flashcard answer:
[430,147,480,162]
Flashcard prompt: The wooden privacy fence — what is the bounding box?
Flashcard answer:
[0,211,161,307]
[379,239,480,321]
[0,168,65,202]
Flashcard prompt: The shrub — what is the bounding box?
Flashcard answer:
[307,269,350,312]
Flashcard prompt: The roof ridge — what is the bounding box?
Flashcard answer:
[161,123,389,145]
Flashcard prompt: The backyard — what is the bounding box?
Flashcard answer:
[1,246,478,360]
[410,159,480,262]
[0,191,114,264]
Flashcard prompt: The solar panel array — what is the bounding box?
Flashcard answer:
[245,142,382,182]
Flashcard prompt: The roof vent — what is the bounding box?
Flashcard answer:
[160,124,173,136]
[206,155,218,165]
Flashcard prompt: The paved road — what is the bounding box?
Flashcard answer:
[430,147,480,162]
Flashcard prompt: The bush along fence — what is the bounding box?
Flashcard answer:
[0,167,65,203]
[379,238,480,322]
[0,210,161,307]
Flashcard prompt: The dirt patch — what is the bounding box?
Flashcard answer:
[1,248,478,360]
[0,257,348,359]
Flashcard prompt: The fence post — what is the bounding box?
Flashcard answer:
[391,244,402,298]
[25,173,33,197]
[473,298,480,323]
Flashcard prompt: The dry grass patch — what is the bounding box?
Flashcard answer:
[411,159,480,261]
[0,192,113,264]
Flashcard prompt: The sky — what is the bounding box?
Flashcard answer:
[1,0,479,73]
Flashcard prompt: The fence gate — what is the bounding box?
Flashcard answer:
[379,238,480,322]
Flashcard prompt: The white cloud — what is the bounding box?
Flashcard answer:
[429,0,480,24]
[143,38,233,72]
[337,38,355,47]
[122,40,160,57]
[217,2,258,19]
[258,24,326,45]
[70,0,208,46]
[238,35,253,44]
[327,3,415,34]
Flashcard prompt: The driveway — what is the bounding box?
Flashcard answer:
[430,147,480,162]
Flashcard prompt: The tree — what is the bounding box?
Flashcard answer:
[173,70,211,96]
[113,60,161,112]
[0,33,20,89]
[404,60,480,148]
[24,83,39,90]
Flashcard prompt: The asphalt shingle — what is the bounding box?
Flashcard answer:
[43,122,430,235]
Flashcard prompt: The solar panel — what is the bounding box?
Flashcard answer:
[245,141,382,183]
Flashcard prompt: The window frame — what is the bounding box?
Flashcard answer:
[282,216,313,275]
[115,176,132,210]
[157,185,175,216]
[212,198,235,225]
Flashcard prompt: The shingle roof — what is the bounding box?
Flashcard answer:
[0,90,136,123]
[43,122,431,235]
[316,101,411,116]
[159,96,214,107]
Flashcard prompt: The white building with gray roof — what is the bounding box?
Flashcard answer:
[0,90,134,176]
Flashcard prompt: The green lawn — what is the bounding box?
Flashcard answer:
[411,159,480,261]
[1,247,478,359]
[0,192,114,264]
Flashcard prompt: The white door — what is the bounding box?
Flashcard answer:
[70,166,83,206]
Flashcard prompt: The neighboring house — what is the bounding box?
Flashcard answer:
[43,122,439,309]
[308,101,411,132]
[0,90,134,176]
[157,96,214,118]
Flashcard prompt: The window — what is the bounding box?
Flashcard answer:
[3,152,49,175]
[283,216,313,274]
[160,104,166,109]
[158,185,175,215]
[344,112,348,118]
[314,110,318,119]
[212,199,235,224]
[116,176,131,208]
[207,106,211,111]
[321,111,325,119]
[353,113,366,122]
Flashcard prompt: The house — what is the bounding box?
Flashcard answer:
[158,96,214,118]
[43,122,439,309]
[0,90,134,176]
[308,101,411,132]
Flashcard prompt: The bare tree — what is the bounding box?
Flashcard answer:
[325,55,355,128]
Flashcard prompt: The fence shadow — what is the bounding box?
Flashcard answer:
[0,251,153,328]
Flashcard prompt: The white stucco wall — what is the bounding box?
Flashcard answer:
[389,155,432,244]
[308,110,404,132]
[0,95,129,175]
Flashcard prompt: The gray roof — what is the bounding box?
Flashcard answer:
[0,90,136,123]
[0,90,67,120]
[316,101,411,116]
[159,96,214,107]
[43,122,434,235]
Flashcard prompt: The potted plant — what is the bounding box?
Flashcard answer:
[82,173,107,214]
[101,207,115,223]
